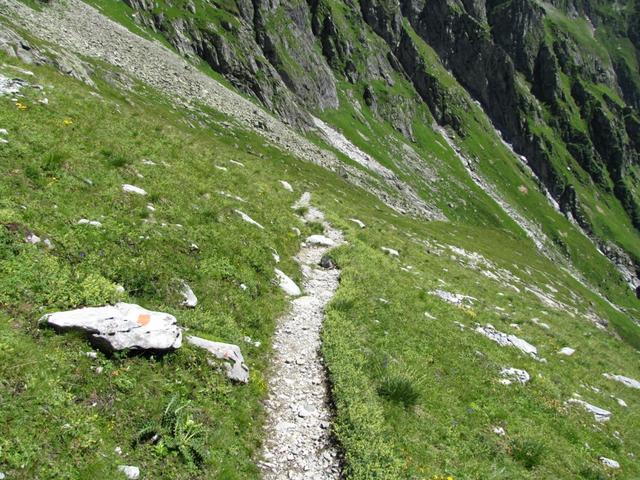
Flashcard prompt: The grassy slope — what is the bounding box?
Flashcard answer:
[1,5,640,480]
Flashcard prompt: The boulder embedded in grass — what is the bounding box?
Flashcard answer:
[39,303,182,352]
[187,335,249,383]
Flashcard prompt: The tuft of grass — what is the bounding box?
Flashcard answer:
[509,437,546,470]
[377,372,421,408]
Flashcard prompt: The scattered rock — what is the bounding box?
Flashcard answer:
[235,210,264,229]
[279,180,293,192]
[25,232,41,244]
[180,282,197,308]
[531,317,550,330]
[499,368,530,385]
[566,398,612,423]
[118,465,140,479]
[0,74,27,95]
[275,268,301,296]
[85,351,98,359]
[558,347,575,356]
[219,190,246,202]
[271,249,280,263]
[319,255,337,269]
[616,397,627,407]
[381,246,399,257]
[493,426,506,436]
[599,457,620,469]
[349,218,365,228]
[40,303,182,352]
[292,191,311,210]
[187,335,249,383]
[603,373,640,389]
[122,184,146,195]
[306,234,335,247]
[291,227,301,236]
[214,165,227,172]
[475,324,541,359]
[77,218,102,227]
[229,160,245,167]
[430,289,476,306]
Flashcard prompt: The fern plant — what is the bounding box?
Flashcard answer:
[135,396,208,467]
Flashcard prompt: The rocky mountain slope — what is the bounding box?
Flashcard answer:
[113,0,640,285]
[0,0,639,478]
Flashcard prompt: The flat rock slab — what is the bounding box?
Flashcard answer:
[476,324,540,360]
[603,373,640,389]
[500,367,530,385]
[275,268,302,296]
[40,303,182,352]
[306,234,335,247]
[187,335,249,383]
[566,398,612,423]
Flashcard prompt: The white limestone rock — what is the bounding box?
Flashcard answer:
[180,282,197,308]
[500,368,530,385]
[599,457,620,469]
[235,210,264,229]
[275,268,301,296]
[279,180,293,192]
[306,235,335,247]
[603,373,640,389]
[40,303,182,352]
[122,184,147,195]
[77,218,102,227]
[349,218,366,228]
[566,398,612,423]
[476,324,540,359]
[118,465,140,479]
[187,335,249,383]
[558,347,575,356]
[381,246,399,257]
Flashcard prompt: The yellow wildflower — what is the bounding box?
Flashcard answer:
[15,102,28,110]
[63,118,73,126]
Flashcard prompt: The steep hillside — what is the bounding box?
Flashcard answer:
[0,0,639,479]
[98,0,640,289]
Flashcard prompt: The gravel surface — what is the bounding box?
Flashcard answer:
[259,207,343,479]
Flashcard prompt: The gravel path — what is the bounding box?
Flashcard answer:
[0,0,441,220]
[259,207,343,479]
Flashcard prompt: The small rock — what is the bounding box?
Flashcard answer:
[292,192,311,210]
[499,368,530,385]
[279,180,293,192]
[118,465,140,479]
[85,351,98,359]
[603,373,640,389]
[306,235,335,247]
[122,184,146,195]
[349,218,365,228]
[599,457,620,469]
[180,282,198,308]
[492,426,506,436]
[271,249,280,263]
[291,227,301,236]
[187,335,249,383]
[275,269,301,296]
[558,347,575,356]
[114,446,122,455]
[566,398,612,423]
[381,246,399,257]
[229,160,245,167]
[77,218,102,227]
[25,233,41,244]
[319,255,337,269]
[235,210,264,229]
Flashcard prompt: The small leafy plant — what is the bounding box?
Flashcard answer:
[135,396,208,467]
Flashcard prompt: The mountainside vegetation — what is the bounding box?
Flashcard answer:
[0,0,639,478]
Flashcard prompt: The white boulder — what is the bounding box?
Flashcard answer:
[187,335,249,383]
[475,324,540,359]
[279,180,293,192]
[599,457,620,469]
[566,398,612,423]
[235,210,264,229]
[118,465,140,479]
[180,282,198,308]
[603,373,640,389]
[306,235,335,247]
[275,268,301,296]
[499,368,530,385]
[558,347,575,356]
[122,184,147,196]
[40,303,182,352]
